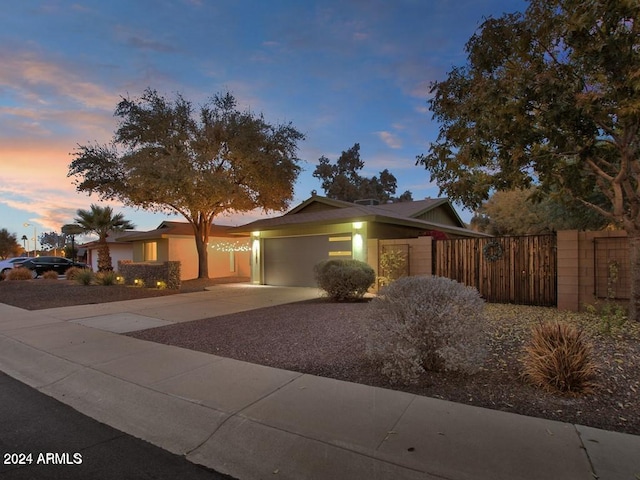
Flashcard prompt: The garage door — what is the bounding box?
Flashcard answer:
[264,235,351,286]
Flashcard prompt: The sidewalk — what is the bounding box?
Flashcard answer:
[1,284,639,480]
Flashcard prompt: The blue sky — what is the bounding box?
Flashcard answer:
[0,0,527,247]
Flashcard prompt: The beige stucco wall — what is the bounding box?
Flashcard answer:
[131,236,250,281]
[167,236,250,280]
[87,243,133,271]
[368,236,433,290]
[557,229,628,312]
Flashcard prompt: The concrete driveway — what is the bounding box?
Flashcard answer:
[36,283,324,333]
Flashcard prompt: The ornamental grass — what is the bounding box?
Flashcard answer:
[522,321,597,395]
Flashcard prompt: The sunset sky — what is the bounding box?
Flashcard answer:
[1,0,526,247]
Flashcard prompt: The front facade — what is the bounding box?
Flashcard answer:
[118,221,251,281]
[233,195,485,287]
[82,231,135,271]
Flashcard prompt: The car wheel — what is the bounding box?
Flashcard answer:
[30,269,38,279]
[1,268,9,279]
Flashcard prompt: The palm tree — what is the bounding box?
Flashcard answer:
[75,204,135,271]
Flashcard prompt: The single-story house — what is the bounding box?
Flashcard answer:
[81,231,136,271]
[115,221,251,281]
[231,194,486,287]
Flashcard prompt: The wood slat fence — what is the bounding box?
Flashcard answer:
[434,234,557,306]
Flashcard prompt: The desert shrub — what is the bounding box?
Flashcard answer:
[95,270,119,286]
[314,259,375,301]
[65,267,82,280]
[42,270,59,280]
[74,268,95,285]
[522,322,597,395]
[366,275,487,384]
[7,268,32,281]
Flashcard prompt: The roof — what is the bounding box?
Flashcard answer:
[231,195,487,238]
[115,221,244,242]
[79,230,138,248]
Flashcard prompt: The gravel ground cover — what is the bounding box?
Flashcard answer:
[0,277,244,310]
[128,299,640,435]
[2,278,638,435]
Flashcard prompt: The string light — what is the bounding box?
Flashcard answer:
[210,241,251,252]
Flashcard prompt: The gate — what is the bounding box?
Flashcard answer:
[434,234,557,306]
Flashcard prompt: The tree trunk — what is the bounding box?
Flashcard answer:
[97,242,113,272]
[629,231,640,322]
[194,231,209,279]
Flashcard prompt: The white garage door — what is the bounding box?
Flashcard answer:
[264,235,351,286]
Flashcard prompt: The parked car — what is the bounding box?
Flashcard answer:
[13,256,89,278]
[0,257,30,279]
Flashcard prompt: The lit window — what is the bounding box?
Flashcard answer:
[144,242,157,261]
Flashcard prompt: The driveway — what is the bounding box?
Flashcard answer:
[35,284,324,333]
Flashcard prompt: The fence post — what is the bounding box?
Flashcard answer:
[557,230,580,311]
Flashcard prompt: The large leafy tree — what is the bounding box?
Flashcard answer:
[0,228,21,259]
[313,143,412,203]
[470,188,610,235]
[417,0,640,319]
[69,89,305,278]
[75,204,135,271]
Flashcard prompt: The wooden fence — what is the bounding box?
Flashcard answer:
[434,234,557,306]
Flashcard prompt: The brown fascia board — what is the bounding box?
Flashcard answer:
[231,211,487,238]
[115,223,243,242]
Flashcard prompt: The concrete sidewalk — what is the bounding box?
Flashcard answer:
[1,284,639,480]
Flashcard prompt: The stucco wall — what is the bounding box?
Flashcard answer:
[557,229,629,312]
[368,236,433,290]
[166,236,250,280]
[87,243,133,271]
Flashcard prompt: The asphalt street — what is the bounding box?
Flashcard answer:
[0,372,236,479]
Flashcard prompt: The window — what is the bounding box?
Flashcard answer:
[144,242,157,261]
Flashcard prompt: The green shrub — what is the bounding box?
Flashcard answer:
[583,301,629,336]
[42,270,59,280]
[366,275,487,384]
[74,268,95,285]
[314,259,375,301]
[7,268,33,281]
[522,322,597,395]
[95,270,119,286]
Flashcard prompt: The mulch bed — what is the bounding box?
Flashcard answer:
[2,279,638,435]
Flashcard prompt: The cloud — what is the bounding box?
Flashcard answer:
[0,184,92,233]
[0,50,120,112]
[376,131,403,149]
[113,24,180,53]
[0,141,107,232]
